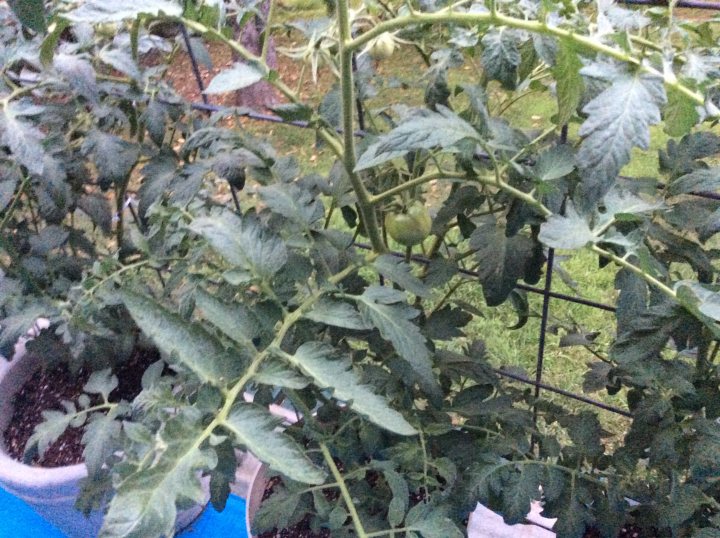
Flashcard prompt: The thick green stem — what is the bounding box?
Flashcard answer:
[260,0,276,63]
[320,443,368,538]
[591,245,676,301]
[336,0,386,253]
[369,171,468,205]
[346,10,705,107]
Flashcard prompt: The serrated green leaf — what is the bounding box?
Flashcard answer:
[194,288,259,354]
[563,411,604,458]
[576,71,666,210]
[0,103,45,175]
[424,305,472,340]
[373,255,430,298]
[532,145,575,182]
[100,418,214,538]
[406,505,464,538]
[189,211,287,279]
[253,487,303,533]
[553,40,584,126]
[355,107,481,171]
[481,29,521,90]
[669,168,720,196]
[469,217,541,306]
[305,298,368,330]
[659,484,710,530]
[269,103,313,123]
[26,409,74,459]
[99,49,141,81]
[64,0,182,23]
[8,0,46,33]
[78,193,112,234]
[209,440,236,512]
[502,464,542,524]
[664,86,699,138]
[356,286,440,402]
[254,360,310,389]
[83,130,139,187]
[0,303,50,359]
[539,203,595,249]
[258,183,325,227]
[84,368,119,402]
[223,404,325,484]
[284,342,417,436]
[82,412,121,477]
[383,468,409,528]
[121,291,240,386]
[204,62,264,94]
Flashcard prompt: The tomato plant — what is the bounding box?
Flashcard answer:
[1,0,720,537]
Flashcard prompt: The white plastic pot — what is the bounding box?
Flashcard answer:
[0,348,207,537]
[243,460,557,538]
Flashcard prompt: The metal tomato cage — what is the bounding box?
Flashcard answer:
[173,0,720,425]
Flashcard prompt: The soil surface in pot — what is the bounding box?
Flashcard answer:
[4,346,160,467]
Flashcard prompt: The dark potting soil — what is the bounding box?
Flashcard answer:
[3,346,160,467]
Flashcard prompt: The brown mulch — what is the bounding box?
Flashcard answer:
[4,346,160,467]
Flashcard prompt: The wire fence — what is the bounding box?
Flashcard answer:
[175,1,719,424]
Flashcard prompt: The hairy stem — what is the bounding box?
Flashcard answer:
[321,443,368,538]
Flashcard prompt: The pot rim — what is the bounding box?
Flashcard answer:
[0,351,89,487]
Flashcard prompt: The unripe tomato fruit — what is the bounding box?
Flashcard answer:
[385,202,432,246]
[369,33,396,60]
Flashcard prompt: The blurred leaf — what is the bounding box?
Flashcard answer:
[122,291,240,386]
[224,404,325,484]
[204,63,264,94]
[373,255,430,298]
[0,103,46,175]
[8,0,46,32]
[481,29,521,90]
[100,418,214,538]
[84,368,119,401]
[553,40,584,126]
[576,69,666,211]
[82,412,121,477]
[355,107,481,170]
[664,86,699,137]
[357,286,440,402]
[305,299,368,330]
[285,342,417,435]
[189,211,288,279]
[65,0,182,23]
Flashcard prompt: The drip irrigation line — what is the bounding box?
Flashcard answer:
[353,243,618,312]
[183,100,369,136]
[180,24,209,105]
[534,247,555,415]
[492,367,633,418]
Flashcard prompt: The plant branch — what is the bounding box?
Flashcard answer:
[590,244,676,301]
[320,443,368,538]
[337,0,386,253]
[345,10,706,108]
[369,171,468,205]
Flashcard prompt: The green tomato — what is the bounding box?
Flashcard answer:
[385,202,432,247]
[369,33,396,60]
